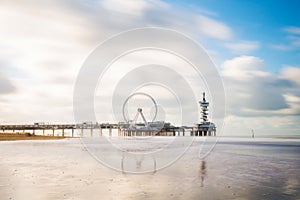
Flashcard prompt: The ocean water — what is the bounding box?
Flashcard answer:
[0,137,299,200]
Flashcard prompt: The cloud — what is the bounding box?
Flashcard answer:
[196,15,233,40]
[288,35,300,47]
[280,66,300,86]
[0,0,99,123]
[222,56,269,80]
[283,26,300,35]
[270,44,293,51]
[224,41,260,54]
[100,0,155,16]
[271,26,300,51]
[0,73,15,94]
[0,0,239,123]
[221,56,300,117]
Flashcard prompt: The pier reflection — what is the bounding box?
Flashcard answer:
[121,153,157,174]
[199,160,207,187]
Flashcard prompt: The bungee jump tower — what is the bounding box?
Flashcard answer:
[191,92,216,136]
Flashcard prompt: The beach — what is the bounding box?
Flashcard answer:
[0,137,299,200]
[0,132,67,141]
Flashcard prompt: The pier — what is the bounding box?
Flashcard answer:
[0,123,211,137]
[0,92,216,137]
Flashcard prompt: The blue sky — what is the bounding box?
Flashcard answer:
[165,0,300,72]
[0,0,299,136]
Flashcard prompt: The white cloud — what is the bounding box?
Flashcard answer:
[280,66,300,85]
[284,26,300,35]
[222,56,270,80]
[271,26,300,51]
[279,94,300,115]
[220,56,300,135]
[0,1,99,123]
[100,0,152,16]
[270,44,293,51]
[224,41,260,54]
[288,35,300,47]
[283,94,300,103]
[0,0,234,124]
[196,15,233,40]
[0,72,16,94]
[221,56,300,116]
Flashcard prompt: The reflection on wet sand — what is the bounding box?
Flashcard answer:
[199,160,207,187]
[121,153,157,174]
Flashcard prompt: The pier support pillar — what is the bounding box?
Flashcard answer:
[72,129,74,137]
[99,128,102,136]
[62,129,65,137]
[42,129,45,136]
[52,129,55,136]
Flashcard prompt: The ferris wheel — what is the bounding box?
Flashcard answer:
[122,92,158,130]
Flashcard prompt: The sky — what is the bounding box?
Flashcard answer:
[0,0,299,136]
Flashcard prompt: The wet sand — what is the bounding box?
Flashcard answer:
[0,137,299,200]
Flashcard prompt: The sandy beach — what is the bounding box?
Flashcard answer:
[0,137,299,200]
[0,132,67,141]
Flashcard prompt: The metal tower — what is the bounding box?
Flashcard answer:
[199,92,209,124]
[191,92,216,136]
